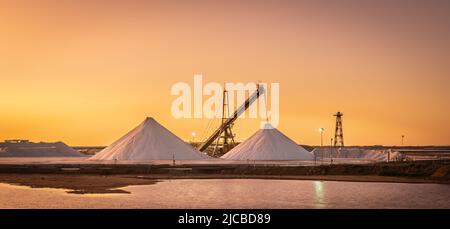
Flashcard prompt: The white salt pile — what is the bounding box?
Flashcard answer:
[90,117,210,160]
[221,124,314,160]
[311,147,403,161]
[0,140,84,157]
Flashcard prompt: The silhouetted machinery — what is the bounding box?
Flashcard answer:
[199,84,265,156]
[333,111,344,147]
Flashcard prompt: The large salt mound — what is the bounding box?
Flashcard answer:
[90,117,210,160]
[221,124,314,160]
[311,147,402,161]
[0,141,84,157]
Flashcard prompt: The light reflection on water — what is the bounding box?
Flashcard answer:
[314,181,325,208]
[0,179,449,209]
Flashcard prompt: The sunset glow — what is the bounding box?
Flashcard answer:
[1,0,449,146]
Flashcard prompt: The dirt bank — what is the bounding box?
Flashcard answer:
[0,174,159,194]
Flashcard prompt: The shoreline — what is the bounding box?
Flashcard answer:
[132,174,450,184]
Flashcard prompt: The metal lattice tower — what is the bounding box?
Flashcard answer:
[199,84,265,155]
[212,88,235,156]
[333,112,344,147]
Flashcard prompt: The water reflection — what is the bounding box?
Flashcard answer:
[0,179,449,208]
[314,181,325,208]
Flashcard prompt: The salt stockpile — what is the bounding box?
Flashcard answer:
[0,140,84,157]
[221,124,314,160]
[311,147,403,161]
[90,117,209,160]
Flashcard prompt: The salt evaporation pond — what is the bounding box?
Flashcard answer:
[0,179,449,208]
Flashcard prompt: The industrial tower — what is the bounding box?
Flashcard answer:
[199,84,265,156]
[212,88,235,156]
[333,112,344,147]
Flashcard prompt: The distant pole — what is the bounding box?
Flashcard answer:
[401,135,405,146]
[319,128,325,165]
[320,128,324,147]
[314,151,316,166]
[330,138,334,165]
[387,149,391,162]
[191,132,196,145]
[172,152,175,166]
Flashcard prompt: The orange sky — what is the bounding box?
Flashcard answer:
[1,0,449,146]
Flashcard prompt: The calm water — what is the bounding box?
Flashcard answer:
[0,179,449,208]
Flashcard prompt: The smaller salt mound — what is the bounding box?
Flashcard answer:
[221,124,314,160]
[0,141,84,157]
[311,147,402,161]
